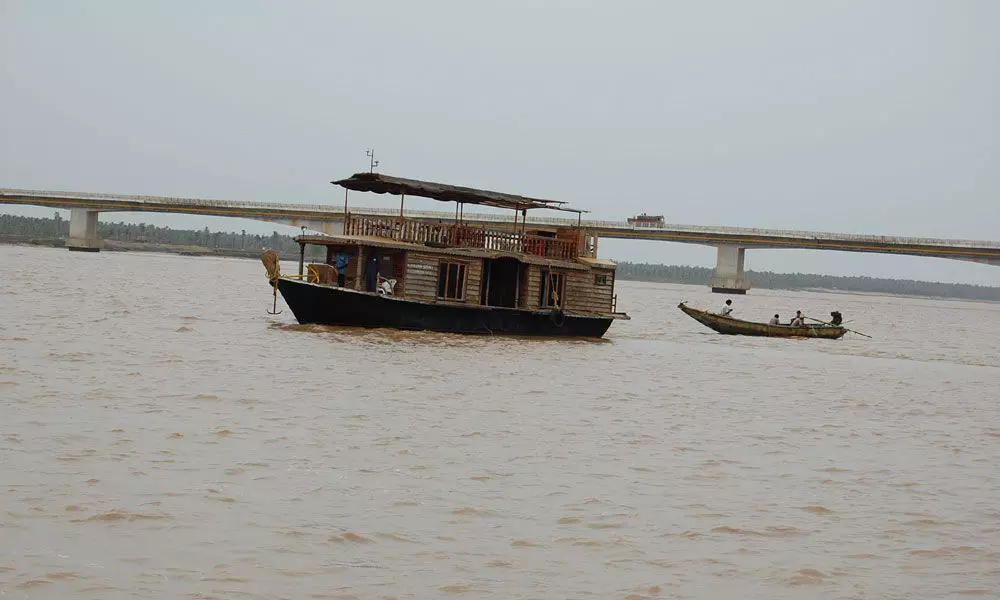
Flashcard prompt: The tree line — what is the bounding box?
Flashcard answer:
[0,212,309,257]
[2,213,997,300]
[616,262,1000,302]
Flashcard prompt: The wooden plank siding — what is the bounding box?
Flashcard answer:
[522,264,615,315]
[348,245,610,314]
[522,264,542,309]
[404,251,482,305]
[466,259,482,304]
[403,252,438,301]
[565,267,615,315]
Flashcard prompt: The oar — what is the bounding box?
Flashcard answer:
[805,316,871,338]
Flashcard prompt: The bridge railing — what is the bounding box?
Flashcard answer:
[4,188,999,250]
[341,208,1000,249]
[0,188,338,213]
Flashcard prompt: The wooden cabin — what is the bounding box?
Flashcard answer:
[297,216,620,316]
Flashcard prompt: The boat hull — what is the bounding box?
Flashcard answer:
[275,278,615,338]
[678,303,845,339]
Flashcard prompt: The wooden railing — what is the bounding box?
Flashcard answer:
[345,215,453,245]
[519,233,577,261]
[344,214,577,260]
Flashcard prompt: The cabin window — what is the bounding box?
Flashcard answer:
[437,261,467,300]
[594,274,609,285]
[539,270,566,308]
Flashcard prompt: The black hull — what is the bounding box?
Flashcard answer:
[275,279,614,338]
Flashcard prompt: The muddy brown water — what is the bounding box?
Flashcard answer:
[1,245,998,599]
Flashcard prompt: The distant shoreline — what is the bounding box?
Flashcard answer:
[615,262,1000,303]
[3,236,997,303]
[0,236,303,261]
[2,211,997,301]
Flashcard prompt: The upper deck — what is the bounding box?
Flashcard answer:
[328,172,595,263]
[340,214,582,261]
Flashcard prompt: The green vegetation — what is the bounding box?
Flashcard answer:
[0,212,324,259]
[2,213,997,300]
[0,212,308,255]
[617,262,1000,302]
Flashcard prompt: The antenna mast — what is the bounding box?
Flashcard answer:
[365,148,379,173]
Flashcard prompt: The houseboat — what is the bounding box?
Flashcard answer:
[261,172,630,337]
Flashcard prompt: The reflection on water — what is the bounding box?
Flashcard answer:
[1,245,998,599]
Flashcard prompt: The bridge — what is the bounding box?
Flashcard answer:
[2,187,998,293]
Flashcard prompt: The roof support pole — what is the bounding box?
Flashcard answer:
[399,193,405,240]
[343,188,349,233]
[521,209,528,254]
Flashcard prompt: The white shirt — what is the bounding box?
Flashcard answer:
[720,305,733,317]
[768,317,779,325]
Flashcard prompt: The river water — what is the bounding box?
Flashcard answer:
[1,245,998,600]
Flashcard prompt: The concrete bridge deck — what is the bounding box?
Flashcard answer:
[3,187,998,291]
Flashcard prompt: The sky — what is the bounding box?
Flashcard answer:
[1,0,998,284]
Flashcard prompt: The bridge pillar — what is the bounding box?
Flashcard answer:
[710,245,751,294]
[67,208,101,252]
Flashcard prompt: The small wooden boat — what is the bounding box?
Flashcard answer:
[678,302,846,339]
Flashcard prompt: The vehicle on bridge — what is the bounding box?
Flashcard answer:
[261,172,630,338]
[626,213,665,228]
[677,302,846,339]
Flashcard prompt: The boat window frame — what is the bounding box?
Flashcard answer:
[539,269,567,309]
[436,260,468,301]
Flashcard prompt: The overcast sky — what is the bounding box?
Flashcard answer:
[2,1,998,284]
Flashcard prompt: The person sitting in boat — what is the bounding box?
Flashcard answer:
[377,275,396,296]
[769,314,780,325]
[790,311,805,326]
[719,299,733,317]
[830,311,843,326]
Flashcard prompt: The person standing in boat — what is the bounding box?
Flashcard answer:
[365,250,379,292]
[769,314,780,325]
[719,299,733,317]
[335,251,350,287]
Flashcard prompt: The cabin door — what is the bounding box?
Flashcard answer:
[481,257,522,308]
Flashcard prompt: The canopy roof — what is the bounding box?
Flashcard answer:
[331,172,587,213]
